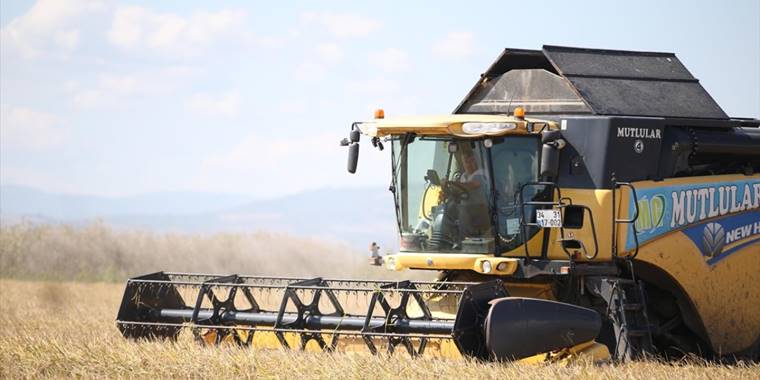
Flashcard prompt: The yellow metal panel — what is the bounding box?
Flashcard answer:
[503,281,556,300]
[547,188,614,262]
[385,253,519,275]
[637,230,760,353]
[579,174,760,352]
[496,188,614,262]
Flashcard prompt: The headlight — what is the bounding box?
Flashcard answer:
[385,256,396,270]
[481,260,492,274]
[462,122,517,135]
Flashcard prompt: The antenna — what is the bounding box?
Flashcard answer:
[505,85,517,116]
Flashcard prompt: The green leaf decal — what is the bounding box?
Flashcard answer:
[651,195,665,228]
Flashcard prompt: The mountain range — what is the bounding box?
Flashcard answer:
[0,184,399,251]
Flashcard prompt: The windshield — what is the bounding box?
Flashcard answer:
[392,135,540,254]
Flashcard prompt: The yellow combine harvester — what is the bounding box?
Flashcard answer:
[117,46,760,362]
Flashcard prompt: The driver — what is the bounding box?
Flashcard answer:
[441,149,487,193]
[442,148,491,237]
[459,150,487,190]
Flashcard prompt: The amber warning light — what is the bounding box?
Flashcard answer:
[374,109,385,119]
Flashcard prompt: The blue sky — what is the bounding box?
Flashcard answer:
[1,0,758,199]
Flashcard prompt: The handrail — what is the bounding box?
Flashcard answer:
[558,204,599,260]
[517,182,562,260]
[611,181,640,259]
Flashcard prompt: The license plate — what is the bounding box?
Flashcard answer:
[536,209,562,228]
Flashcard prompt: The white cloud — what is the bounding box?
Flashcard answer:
[108,7,141,48]
[72,90,105,109]
[0,0,104,58]
[292,42,344,82]
[315,42,344,64]
[301,11,381,38]
[108,7,247,55]
[432,31,476,59]
[72,66,201,109]
[294,62,328,82]
[53,29,80,50]
[368,48,410,72]
[0,104,66,151]
[185,91,241,118]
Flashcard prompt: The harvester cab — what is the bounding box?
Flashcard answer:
[117,45,760,363]
[353,113,559,261]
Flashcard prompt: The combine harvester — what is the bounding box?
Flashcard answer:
[117,46,760,362]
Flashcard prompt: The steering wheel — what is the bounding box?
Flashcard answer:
[444,180,469,201]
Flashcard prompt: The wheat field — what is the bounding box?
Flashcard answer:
[1,223,758,379]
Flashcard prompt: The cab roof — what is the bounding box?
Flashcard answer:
[357,114,556,137]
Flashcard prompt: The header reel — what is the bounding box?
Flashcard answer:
[117,272,602,360]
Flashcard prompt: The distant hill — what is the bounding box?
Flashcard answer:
[0,184,398,251]
[0,184,256,218]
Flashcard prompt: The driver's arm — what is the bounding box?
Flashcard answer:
[441,175,482,190]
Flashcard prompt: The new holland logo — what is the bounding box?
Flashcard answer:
[634,139,644,154]
[701,222,725,258]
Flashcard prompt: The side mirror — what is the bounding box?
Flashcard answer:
[425,169,441,186]
[540,131,565,180]
[350,129,361,143]
[347,143,359,173]
[345,124,362,174]
[540,144,559,179]
[563,205,585,229]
